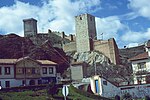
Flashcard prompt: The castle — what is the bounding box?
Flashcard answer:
[23,14,120,65]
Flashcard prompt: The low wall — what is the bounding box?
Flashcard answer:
[119,84,150,98]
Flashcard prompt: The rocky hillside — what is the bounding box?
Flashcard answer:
[0,33,69,73]
[67,51,132,85]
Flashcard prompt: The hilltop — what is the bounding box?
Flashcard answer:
[0,33,69,73]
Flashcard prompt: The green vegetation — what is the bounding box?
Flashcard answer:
[0,85,110,100]
[0,90,47,100]
[67,85,110,100]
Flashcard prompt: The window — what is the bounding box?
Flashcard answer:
[80,17,82,20]
[22,80,25,85]
[103,81,107,85]
[146,76,150,83]
[137,62,146,69]
[49,67,53,74]
[17,68,23,74]
[137,76,145,84]
[38,80,42,84]
[27,68,31,73]
[32,68,36,74]
[36,69,39,74]
[5,67,10,75]
[90,17,92,21]
[0,67,1,75]
[5,81,10,87]
[42,67,47,74]
[137,77,142,84]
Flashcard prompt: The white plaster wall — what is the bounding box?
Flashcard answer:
[90,75,102,95]
[0,79,22,88]
[71,65,83,80]
[0,65,14,78]
[132,59,150,73]
[132,59,150,84]
[100,78,120,98]
[90,76,121,98]
[0,79,39,88]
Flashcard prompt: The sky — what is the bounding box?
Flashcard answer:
[0,0,150,48]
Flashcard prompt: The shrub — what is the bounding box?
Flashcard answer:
[114,95,120,100]
[145,96,150,100]
[70,85,110,100]
[0,96,2,100]
[46,82,58,97]
[122,93,132,100]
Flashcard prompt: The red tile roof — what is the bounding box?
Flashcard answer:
[71,61,84,65]
[0,58,57,65]
[129,52,149,61]
[146,44,150,48]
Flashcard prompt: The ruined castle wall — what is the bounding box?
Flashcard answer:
[63,42,76,52]
[94,38,120,65]
[94,40,111,62]
[109,38,120,65]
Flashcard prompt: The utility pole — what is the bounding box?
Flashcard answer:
[22,41,26,86]
[94,54,97,75]
[101,33,103,40]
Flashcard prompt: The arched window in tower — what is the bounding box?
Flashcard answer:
[80,17,82,20]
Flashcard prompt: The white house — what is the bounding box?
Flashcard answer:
[0,59,18,88]
[0,58,58,88]
[90,75,120,98]
[73,75,120,98]
[129,42,150,84]
[37,60,57,84]
[81,76,150,99]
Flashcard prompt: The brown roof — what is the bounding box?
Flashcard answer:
[0,59,17,64]
[71,61,85,65]
[0,58,57,65]
[146,44,150,48]
[129,52,149,61]
[37,60,57,65]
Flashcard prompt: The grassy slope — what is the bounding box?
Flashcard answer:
[0,90,47,100]
[0,85,110,100]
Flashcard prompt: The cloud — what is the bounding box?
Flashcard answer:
[128,0,150,19]
[0,1,40,36]
[47,0,101,34]
[120,12,139,20]
[105,3,118,10]
[121,31,143,42]
[95,16,124,40]
[0,0,101,36]
[1,0,149,49]
[121,28,150,45]
[127,43,138,48]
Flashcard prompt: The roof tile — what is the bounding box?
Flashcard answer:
[129,52,149,61]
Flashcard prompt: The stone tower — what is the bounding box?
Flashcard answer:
[75,13,97,52]
[23,18,37,37]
